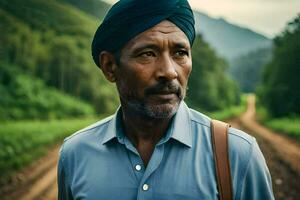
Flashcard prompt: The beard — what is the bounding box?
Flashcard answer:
[119,81,186,119]
[126,98,180,119]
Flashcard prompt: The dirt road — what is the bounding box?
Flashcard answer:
[0,147,59,200]
[229,95,300,200]
[1,95,300,199]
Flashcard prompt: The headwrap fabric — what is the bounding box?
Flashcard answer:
[92,0,195,67]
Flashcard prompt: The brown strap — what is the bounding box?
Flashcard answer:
[211,119,233,200]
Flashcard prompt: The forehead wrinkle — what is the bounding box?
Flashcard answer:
[123,22,190,51]
[149,23,182,34]
[151,29,183,35]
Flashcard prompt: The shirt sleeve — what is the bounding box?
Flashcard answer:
[57,145,73,200]
[238,140,275,200]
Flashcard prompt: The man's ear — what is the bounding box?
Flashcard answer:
[99,51,118,82]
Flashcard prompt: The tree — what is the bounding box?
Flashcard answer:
[187,35,240,112]
[258,14,300,117]
[229,47,272,93]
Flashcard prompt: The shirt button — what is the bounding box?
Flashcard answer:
[135,164,142,171]
[142,184,149,191]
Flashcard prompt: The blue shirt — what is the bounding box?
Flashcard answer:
[58,102,274,200]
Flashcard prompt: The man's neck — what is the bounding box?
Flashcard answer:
[121,110,172,146]
[121,107,173,166]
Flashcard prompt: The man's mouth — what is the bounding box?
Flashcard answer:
[152,92,176,97]
[148,92,179,102]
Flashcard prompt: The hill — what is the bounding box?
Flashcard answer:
[194,12,272,60]
[0,0,119,119]
[60,0,111,20]
[229,47,272,93]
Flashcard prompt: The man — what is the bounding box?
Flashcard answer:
[58,0,274,199]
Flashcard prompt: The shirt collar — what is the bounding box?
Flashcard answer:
[168,101,192,148]
[101,106,125,145]
[101,101,192,148]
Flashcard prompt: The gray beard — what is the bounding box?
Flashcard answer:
[126,100,181,119]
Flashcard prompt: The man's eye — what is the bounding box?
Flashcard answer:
[139,51,155,58]
[174,50,189,57]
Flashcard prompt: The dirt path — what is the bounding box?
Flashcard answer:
[240,95,300,173]
[230,95,300,200]
[0,146,59,200]
[1,95,300,199]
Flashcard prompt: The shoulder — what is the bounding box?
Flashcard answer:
[65,115,113,141]
[186,107,273,199]
[188,108,211,128]
[188,107,256,156]
[60,115,114,156]
[227,127,257,171]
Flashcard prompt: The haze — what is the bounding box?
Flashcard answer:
[103,0,300,38]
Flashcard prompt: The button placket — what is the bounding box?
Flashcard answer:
[137,145,164,199]
[124,140,145,184]
[129,156,144,181]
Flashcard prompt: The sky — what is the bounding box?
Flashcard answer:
[103,0,300,38]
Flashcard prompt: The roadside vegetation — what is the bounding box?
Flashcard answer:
[257,106,300,138]
[207,94,247,121]
[255,14,300,138]
[265,117,300,138]
[257,14,300,118]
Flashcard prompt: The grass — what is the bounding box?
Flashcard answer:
[0,116,106,181]
[207,94,248,121]
[265,117,300,138]
[256,106,300,138]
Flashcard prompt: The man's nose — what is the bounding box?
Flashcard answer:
[155,54,178,81]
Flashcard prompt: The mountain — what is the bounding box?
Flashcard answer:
[194,12,272,60]
[60,0,111,20]
[229,47,272,93]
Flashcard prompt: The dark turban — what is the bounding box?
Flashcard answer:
[91,0,195,67]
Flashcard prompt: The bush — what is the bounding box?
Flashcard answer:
[0,62,95,120]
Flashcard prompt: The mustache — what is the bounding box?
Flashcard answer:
[144,81,183,97]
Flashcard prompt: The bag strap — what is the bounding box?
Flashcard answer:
[211,119,233,200]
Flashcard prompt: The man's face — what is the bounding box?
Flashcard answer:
[114,20,192,119]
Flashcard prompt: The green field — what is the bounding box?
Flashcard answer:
[207,94,247,121]
[257,106,300,138]
[264,117,300,138]
[0,117,103,181]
